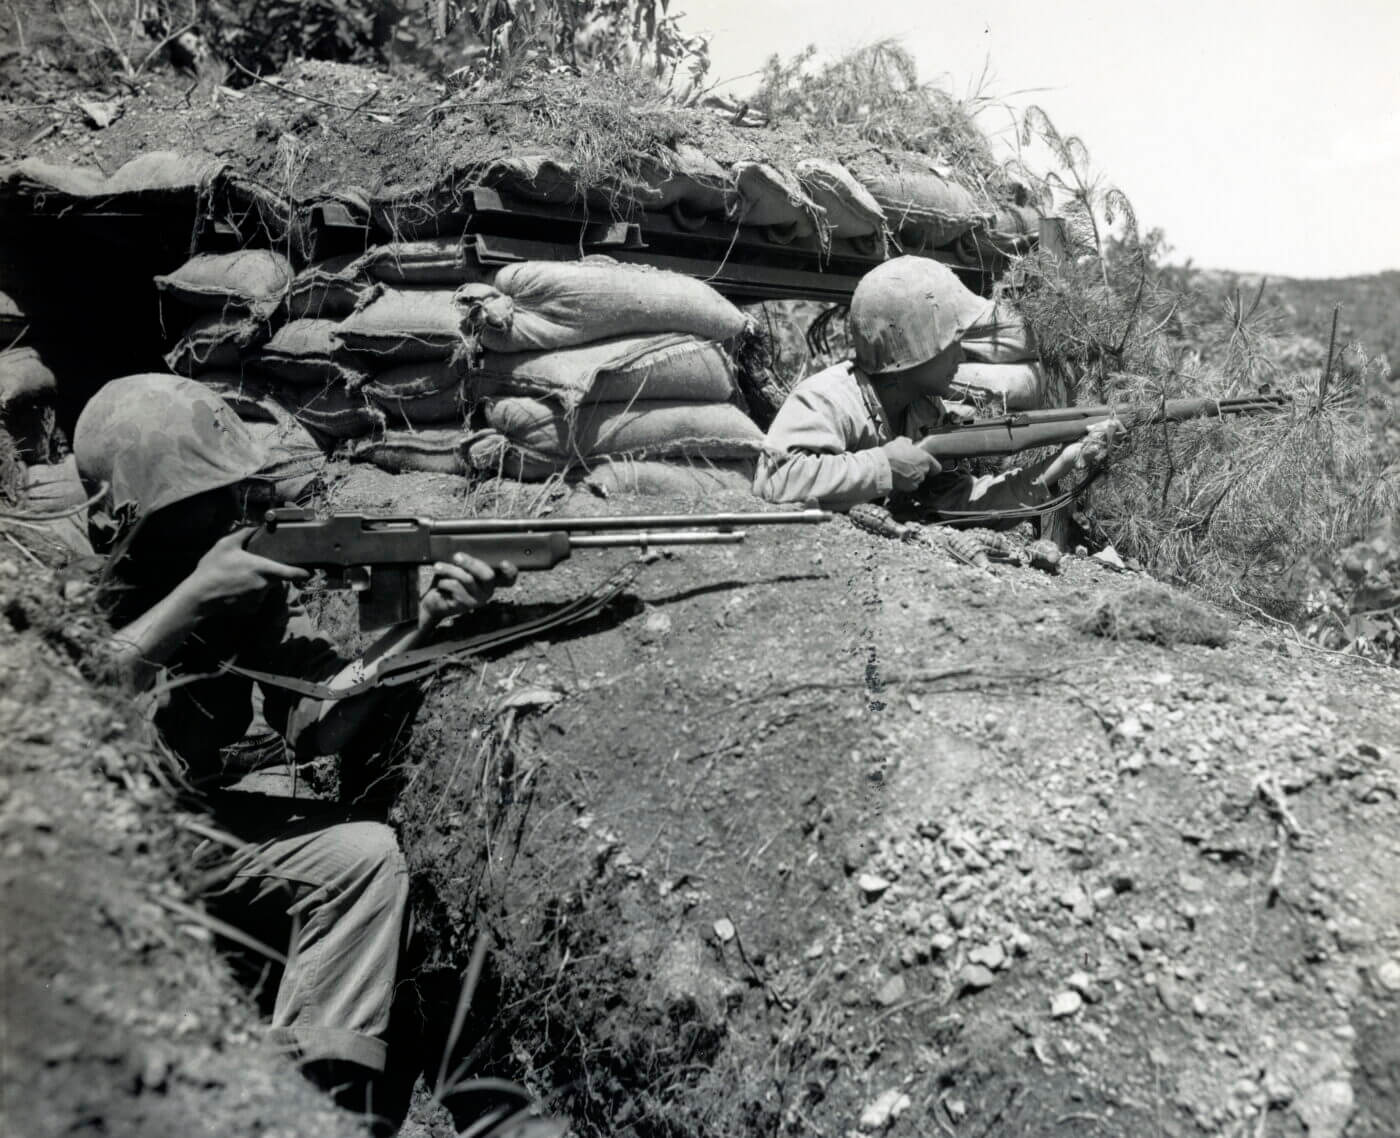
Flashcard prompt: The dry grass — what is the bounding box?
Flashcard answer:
[1074,584,1231,648]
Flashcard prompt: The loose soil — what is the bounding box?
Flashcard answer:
[328,464,1399,1138]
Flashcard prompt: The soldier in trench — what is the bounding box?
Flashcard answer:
[753,255,1116,515]
[73,374,550,1136]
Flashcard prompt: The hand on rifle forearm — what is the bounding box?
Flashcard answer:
[305,553,519,755]
[885,438,941,491]
[1034,419,1123,488]
[419,553,519,630]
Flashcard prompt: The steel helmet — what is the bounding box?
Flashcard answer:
[849,257,986,374]
[74,374,266,528]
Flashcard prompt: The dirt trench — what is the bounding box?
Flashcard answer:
[314,466,1400,1138]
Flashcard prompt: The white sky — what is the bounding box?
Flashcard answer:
[680,0,1400,279]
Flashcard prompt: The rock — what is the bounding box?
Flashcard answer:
[859,1088,911,1132]
[1009,928,1034,956]
[945,900,972,929]
[78,99,122,129]
[874,974,907,1008]
[930,932,957,955]
[1375,959,1400,992]
[1110,717,1146,746]
[1066,971,1103,1003]
[968,942,1007,971]
[713,918,735,944]
[1293,1079,1354,1138]
[1050,991,1083,1017]
[1178,871,1206,894]
[1058,883,1094,923]
[858,873,892,901]
[958,964,996,993]
[638,610,672,644]
[1156,976,1186,1014]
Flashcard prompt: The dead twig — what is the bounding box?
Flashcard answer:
[230,60,389,118]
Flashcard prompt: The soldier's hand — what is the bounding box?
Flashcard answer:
[883,438,939,492]
[420,553,518,628]
[180,529,309,610]
[1040,419,1123,484]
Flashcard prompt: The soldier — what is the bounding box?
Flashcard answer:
[753,256,1115,514]
[73,374,531,1135]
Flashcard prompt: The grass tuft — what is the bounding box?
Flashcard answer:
[1074,583,1231,648]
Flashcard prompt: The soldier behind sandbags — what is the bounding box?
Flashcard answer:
[752,257,1116,519]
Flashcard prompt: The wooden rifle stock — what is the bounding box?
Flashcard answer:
[919,394,1291,460]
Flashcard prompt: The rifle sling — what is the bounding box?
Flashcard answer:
[221,568,636,701]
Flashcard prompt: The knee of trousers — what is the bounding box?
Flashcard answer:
[333,821,409,886]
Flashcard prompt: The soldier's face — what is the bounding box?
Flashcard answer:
[131,486,241,568]
[876,342,965,401]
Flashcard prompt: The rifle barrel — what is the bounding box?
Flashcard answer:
[426,509,831,535]
[568,531,747,547]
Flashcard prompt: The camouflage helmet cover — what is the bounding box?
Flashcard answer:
[74,374,266,526]
[849,256,987,374]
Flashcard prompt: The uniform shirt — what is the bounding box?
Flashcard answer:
[136,584,346,791]
[752,361,1053,516]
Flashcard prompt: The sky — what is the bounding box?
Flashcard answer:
[678,0,1400,279]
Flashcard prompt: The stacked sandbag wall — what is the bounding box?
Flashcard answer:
[155,244,766,496]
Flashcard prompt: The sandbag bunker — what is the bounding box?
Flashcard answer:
[154,245,769,498]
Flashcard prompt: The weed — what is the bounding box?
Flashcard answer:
[1074,584,1231,648]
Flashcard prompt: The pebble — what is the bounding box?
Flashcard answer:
[874,975,907,1007]
[930,932,957,955]
[1293,1080,1355,1138]
[1050,991,1083,1017]
[859,1088,911,1132]
[857,873,892,900]
[958,964,996,993]
[968,942,1006,971]
[713,918,735,944]
[1066,971,1103,1003]
[1178,871,1206,894]
[1157,976,1186,1014]
[1375,960,1400,992]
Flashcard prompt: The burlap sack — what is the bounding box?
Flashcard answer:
[948,362,1047,411]
[337,288,462,362]
[486,397,763,462]
[960,300,1039,365]
[255,319,364,386]
[164,312,268,376]
[155,249,293,313]
[456,260,747,354]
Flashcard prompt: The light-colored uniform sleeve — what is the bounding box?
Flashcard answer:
[919,463,1055,519]
[753,384,893,508]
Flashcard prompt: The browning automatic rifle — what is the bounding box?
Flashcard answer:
[246,507,831,630]
[917,394,1291,461]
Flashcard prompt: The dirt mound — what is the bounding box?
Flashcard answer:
[308,463,1400,1138]
[2,59,1009,221]
[0,550,364,1138]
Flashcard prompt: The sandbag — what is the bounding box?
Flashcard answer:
[461,430,574,482]
[164,312,269,376]
[337,288,463,363]
[155,249,293,314]
[960,300,1038,365]
[486,397,764,462]
[345,429,469,475]
[859,168,989,250]
[450,334,735,409]
[356,238,498,287]
[195,374,285,422]
[284,254,369,320]
[456,261,747,354]
[637,145,730,225]
[241,418,328,506]
[362,361,472,427]
[481,154,663,211]
[795,159,886,242]
[273,383,384,441]
[19,457,94,558]
[0,346,56,407]
[577,457,757,496]
[255,319,364,386]
[198,376,329,504]
[948,362,1047,411]
[729,162,822,241]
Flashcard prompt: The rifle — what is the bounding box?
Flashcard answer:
[246,507,832,630]
[917,394,1290,461]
